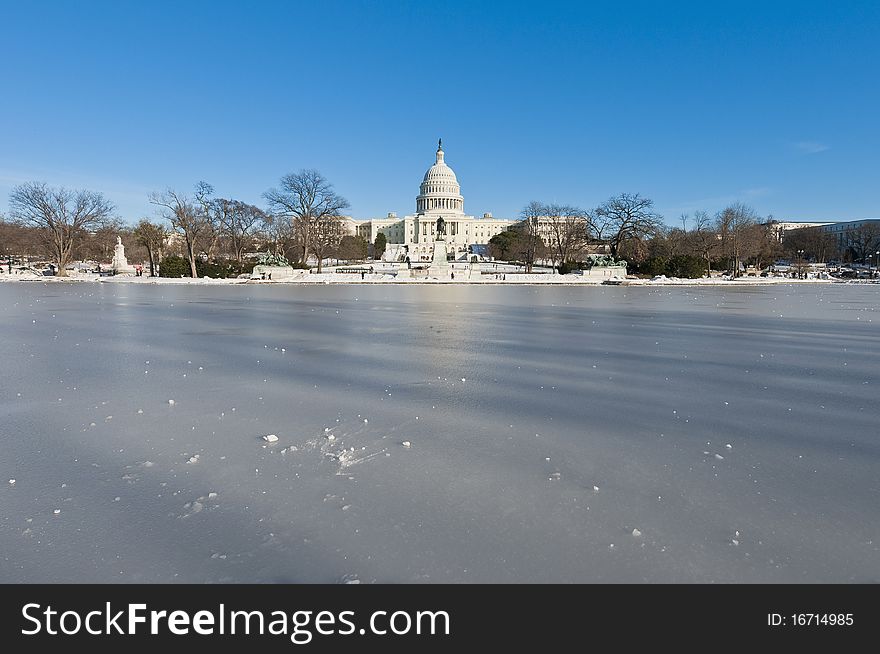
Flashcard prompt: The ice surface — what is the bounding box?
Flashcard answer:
[0,283,878,582]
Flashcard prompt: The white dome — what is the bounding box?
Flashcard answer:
[417,140,464,214]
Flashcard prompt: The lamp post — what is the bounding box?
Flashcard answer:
[796,249,805,279]
[874,251,880,278]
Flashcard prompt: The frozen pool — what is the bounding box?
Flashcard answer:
[1,282,878,582]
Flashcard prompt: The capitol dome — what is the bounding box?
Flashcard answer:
[416,139,464,214]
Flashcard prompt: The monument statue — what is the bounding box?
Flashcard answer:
[251,250,297,281]
[430,217,450,275]
[111,235,135,275]
[256,251,291,267]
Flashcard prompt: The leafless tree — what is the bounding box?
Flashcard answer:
[193,182,223,260]
[263,170,349,268]
[1,217,42,269]
[211,199,266,262]
[843,222,880,263]
[9,182,115,276]
[133,219,167,276]
[593,193,664,259]
[690,210,720,274]
[310,216,347,272]
[259,213,294,258]
[715,202,759,277]
[783,227,838,264]
[541,203,590,270]
[515,201,547,272]
[741,222,780,271]
[150,186,213,278]
[75,218,126,263]
[648,226,689,259]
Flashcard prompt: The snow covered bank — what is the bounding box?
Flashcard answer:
[3,267,864,286]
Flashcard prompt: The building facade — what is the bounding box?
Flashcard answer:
[353,141,516,261]
[764,220,835,242]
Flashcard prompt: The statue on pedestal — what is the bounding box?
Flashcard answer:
[111,235,135,274]
[435,216,446,240]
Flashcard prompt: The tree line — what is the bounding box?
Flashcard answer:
[1,171,370,277]
[489,196,875,277]
[3,175,876,278]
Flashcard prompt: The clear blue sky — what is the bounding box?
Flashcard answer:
[2,1,878,225]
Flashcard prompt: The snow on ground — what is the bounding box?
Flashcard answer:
[0,267,859,286]
[1,283,878,582]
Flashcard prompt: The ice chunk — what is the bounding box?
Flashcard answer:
[401,441,412,448]
[632,528,642,537]
[262,434,279,443]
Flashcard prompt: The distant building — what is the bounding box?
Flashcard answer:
[764,220,835,242]
[815,219,880,255]
[352,141,609,262]
[353,141,515,261]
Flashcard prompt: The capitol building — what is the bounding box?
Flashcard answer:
[351,141,516,261]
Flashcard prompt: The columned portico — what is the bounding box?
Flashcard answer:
[356,141,516,262]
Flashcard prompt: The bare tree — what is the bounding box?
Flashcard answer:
[133,219,167,277]
[76,218,126,263]
[150,186,213,278]
[515,201,547,272]
[783,226,838,264]
[648,225,689,259]
[193,182,222,260]
[260,213,295,258]
[9,182,114,276]
[310,216,346,272]
[593,193,664,259]
[541,203,590,270]
[740,222,780,272]
[689,210,719,274]
[211,199,266,262]
[715,202,758,277]
[263,170,349,268]
[1,217,43,271]
[843,222,880,263]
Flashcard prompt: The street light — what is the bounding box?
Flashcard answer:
[796,249,805,279]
